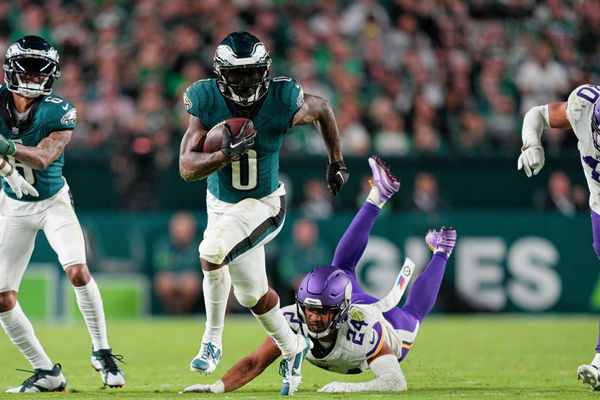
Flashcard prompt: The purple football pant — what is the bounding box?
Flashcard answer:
[591,210,600,354]
[332,201,448,360]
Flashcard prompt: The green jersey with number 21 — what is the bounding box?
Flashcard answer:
[0,85,77,201]
[184,77,304,203]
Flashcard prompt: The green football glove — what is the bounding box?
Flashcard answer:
[0,134,16,156]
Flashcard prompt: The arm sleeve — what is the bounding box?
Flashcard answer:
[521,105,549,149]
[365,321,385,361]
[184,81,213,124]
[47,101,77,132]
[319,354,407,392]
[566,84,599,127]
[280,78,304,127]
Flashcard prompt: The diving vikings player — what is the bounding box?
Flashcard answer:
[182,156,456,394]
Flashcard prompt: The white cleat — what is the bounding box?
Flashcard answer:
[91,348,126,388]
[578,364,600,391]
[5,363,67,393]
[190,341,222,374]
[280,336,312,396]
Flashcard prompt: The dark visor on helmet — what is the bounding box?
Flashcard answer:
[222,66,266,85]
[13,56,55,75]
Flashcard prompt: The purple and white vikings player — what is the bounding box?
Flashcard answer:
[181,156,457,394]
[517,84,600,390]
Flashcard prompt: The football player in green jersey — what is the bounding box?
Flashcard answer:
[179,32,348,395]
[0,36,125,392]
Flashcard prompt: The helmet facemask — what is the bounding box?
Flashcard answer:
[296,294,351,340]
[295,266,353,340]
[3,37,60,98]
[216,65,269,106]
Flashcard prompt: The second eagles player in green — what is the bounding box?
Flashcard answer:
[179,31,348,395]
[0,36,125,392]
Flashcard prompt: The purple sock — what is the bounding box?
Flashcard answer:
[402,252,448,321]
[332,202,380,275]
[384,252,448,330]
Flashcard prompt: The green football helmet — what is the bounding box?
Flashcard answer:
[3,35,60,98]
[214,32,271,107]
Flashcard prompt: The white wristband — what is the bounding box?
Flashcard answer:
[211,380,225,394]
[521,104,550,149]
[0,160,13,176]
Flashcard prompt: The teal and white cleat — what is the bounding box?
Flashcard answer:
[5,363,66,393]
[190,342,222,374]
[578,364,600,391]
[279,336,312,396]
[91,348,126,388]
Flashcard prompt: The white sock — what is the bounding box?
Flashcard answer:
[0,302,53,370]
[367,187,385,209]
[73,278,109,351]
[592,353,600,368]
[201,266,231,346]
[253,302,300,359]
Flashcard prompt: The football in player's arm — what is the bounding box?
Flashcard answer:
[179,78,348,192]
[517,84,600,391]
[178,31,348,396]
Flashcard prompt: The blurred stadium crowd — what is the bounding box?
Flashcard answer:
[3,0,598,315]
[1,0,597,164]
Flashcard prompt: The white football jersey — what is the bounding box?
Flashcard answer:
[281,303,419,375]
[566,84,600,214]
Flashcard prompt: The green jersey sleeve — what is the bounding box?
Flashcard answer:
[183,79,216,125]
[275,77,304,127]
[44,96,77,132]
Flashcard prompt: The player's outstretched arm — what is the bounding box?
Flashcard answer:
[318,342,407,393]
[518,102,571,177]
[179,115,231,181]
[292,93,348,195]
[182,336,281,394]
[11,130,72,171]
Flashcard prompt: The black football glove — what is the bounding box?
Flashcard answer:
[221,120,256,159]
[326,161,349,195]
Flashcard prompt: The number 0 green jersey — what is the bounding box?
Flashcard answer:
[0,86,77,201]
[184,77,304,203]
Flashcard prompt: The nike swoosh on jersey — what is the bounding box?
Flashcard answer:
[62,104,68,110]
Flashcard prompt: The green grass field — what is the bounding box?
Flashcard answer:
[0,315,599,399]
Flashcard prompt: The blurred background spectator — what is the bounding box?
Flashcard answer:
[152,211,202,314]
[4,0,600,315]
[536,170,588,217]
[299,178,333,220]
[412,172,445,213]
[277,218,332,304]
[2,0,596,184]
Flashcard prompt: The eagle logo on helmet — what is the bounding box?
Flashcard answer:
[3,36,61,99]
[214,32,272,107]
